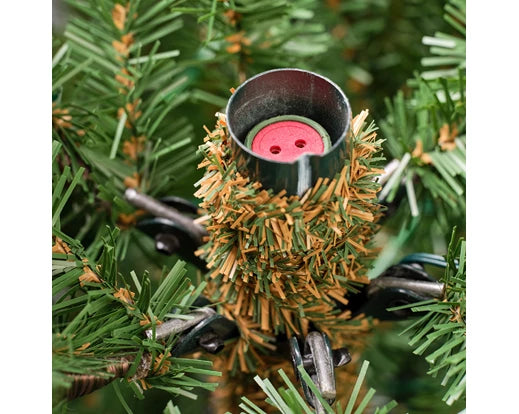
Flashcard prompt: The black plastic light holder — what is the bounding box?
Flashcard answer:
[226,68,352,196]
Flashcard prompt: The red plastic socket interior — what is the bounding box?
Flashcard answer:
[250,120,325,162]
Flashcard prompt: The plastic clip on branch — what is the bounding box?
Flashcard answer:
[226,68,352,196]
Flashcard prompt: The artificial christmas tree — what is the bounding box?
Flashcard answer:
[52,0,466,412]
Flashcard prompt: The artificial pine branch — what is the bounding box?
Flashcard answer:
[311,0,448,118]
[380,0,466,213]
[238,360,397,414]
[389,228,466,405]
[369,0,466,276]
[52,144,220,410]
[53,0,200,260]
[206,337,373,413]
[194,110,384,373]
[173,0,333,102]
[380,0,466,211]
[52,226,220,409]
[52,1,468,412]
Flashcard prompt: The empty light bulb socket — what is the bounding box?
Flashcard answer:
[226,68,351,196]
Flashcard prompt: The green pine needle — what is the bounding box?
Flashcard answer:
[239,361,397,414]
[375,0,466,257]
[392,228,466,405]
[52,226,220,407]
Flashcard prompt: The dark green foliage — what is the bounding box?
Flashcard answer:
[52,226,220,410]
[195,113,383,341]
[390,229,466,406]
[53,0,202,262]
[52,142,220,410]
[369,0,465,276]
[173,0,334,96]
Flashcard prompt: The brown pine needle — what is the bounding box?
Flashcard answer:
[195,111,383,369]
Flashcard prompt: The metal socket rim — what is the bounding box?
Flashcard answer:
[225,68,351,166]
